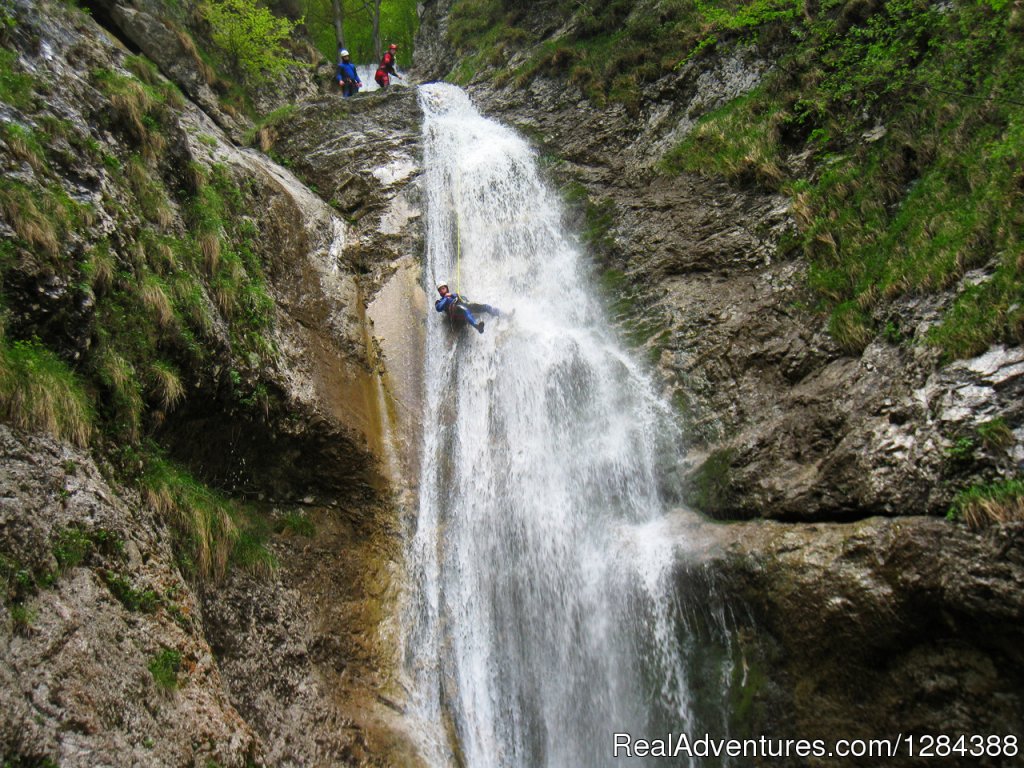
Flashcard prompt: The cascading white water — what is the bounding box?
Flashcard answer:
[404,83,736,767]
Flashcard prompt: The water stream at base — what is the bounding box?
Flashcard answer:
[402,83,738,768]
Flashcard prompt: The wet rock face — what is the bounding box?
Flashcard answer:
[268,87,427,485]
[0,426,263,767]
[200,503,422,768]
[147,115,394,508]
[673,512,1024,763]
[269,88,424,290]
[180,87,427,766]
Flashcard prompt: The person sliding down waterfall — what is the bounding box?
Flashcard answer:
[434,282,500,334]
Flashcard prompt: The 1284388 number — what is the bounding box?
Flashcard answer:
[913,734,1018,758]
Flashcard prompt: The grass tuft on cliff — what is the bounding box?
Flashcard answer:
[138,452,276,581]
[948,478,1024,530]
[448,0,753,105]
[141,456,239,581]
[0,333,93,447]
[148,647,182,690]
[0,47,36,110]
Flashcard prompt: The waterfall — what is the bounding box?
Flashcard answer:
[404,83,737,768]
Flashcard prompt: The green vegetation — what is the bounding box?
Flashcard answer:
[9,602,36,633]
[948,478,1024,529]
[447,0,709,104]
[3,523,128,599]
[242,104,296,150]
[276,510,315,537]
[186,164,277,358]
[659,0,1024,358]
[139,455,239,580]
[138,451,276,581]
[978,417,1014,451]
[102,571,160,612]
[126,154,174,229]
[728,629,766,731]
[203,0,304,82]
[1,122,46,171]
[231,525,278,577]
[2,756,60,768]
[148,648,182,690]
[52,527,91,573]
[0,0,17,31]
[0,179,85,261]
[664,90,783,185]
[91,65,180,161]
[565,182,617,252]
[302,0,419,65]
[0,46,282,586]
[1,550,48,605]
[0,336,93,447]
[2,525,126,638]
[945,435,975,463]
[687,448,737,518]
[948,416,1018,463]
[0,47,35,109]
[86,157,276,440]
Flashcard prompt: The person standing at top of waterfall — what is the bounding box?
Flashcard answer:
[434,282,500,334]
[375,44,402,89]
[336,50,362,98]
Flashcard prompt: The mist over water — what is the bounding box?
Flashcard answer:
[403,83,735,767]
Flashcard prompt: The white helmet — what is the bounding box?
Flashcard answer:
[437,281,449,293]
[339,49,350,57]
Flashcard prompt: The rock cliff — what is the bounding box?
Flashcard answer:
[0,0,423,764]
[667,509,1024,765]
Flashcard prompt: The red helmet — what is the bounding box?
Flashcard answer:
[389,44,398,50]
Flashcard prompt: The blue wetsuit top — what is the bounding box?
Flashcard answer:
[435,294,460,313]
[336,61,360,83]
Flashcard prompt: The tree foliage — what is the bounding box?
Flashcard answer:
[301,0,418,64]
[203,0,303,82]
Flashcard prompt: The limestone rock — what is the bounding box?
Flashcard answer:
[669,511,1024,763]
[0,426,264,767]
[413,0,457,82]
[200,504,423,767]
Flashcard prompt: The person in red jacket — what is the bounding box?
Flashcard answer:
[375,43,402,90]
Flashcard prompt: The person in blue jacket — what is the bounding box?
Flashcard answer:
[336,50,361,98]
[435,282,500,334]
